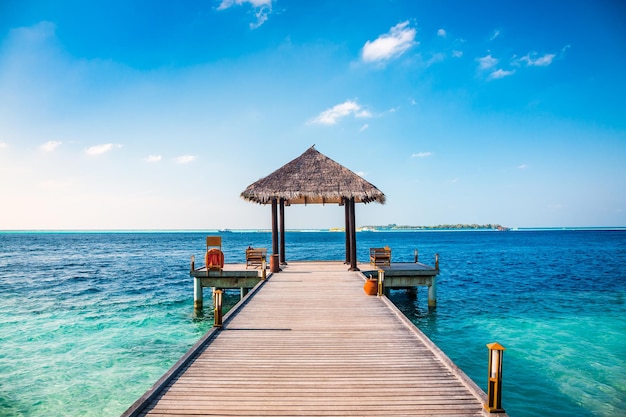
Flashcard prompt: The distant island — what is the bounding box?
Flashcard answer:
[354,224,510,232]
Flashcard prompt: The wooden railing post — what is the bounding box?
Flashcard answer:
[213,289,223,327]
[484,343,506,413]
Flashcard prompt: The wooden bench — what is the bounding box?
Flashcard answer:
[370,247,391,266]
[246,248,267,269]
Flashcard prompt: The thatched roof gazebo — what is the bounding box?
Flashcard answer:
[241,146,385,271]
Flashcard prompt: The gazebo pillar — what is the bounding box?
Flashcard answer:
[270,198,280,273]
[279,198,287,265]
[343,197,350,264]
[348,197,359,271]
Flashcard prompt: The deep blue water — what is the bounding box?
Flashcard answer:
[0,230,624,416]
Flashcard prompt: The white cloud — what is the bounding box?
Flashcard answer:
[426,52,445,67]
[489,29,501,41]
[355,171,366,177]
[217,0,273,29]
[520,53,556,67]
[488,69,516,80]
[518,164,528,169]
[175,155,196,164]
[85,143,122,156]
[411,152,433,158]
[145,155,162,163]
[359,124,369,132]
[437,29,446,38]
[308,100,371,125]
[39,140,62,152]
[452,50,463,58]
[361,21,417,63]
[477,54,498,70]
[0,142,7,149]
[218,0,271,8]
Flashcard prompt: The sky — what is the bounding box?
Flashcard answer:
[1,0,625,230]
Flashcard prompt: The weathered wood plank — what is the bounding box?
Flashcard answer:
[123,261,500,417]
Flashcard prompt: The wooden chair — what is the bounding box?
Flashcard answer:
[205,236,224,270]
[246,247,267,269]
[369,246,391,266]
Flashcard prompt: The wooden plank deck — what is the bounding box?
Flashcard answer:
[124,261,497,417]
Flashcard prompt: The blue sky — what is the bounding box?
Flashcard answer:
[1,0,625,230]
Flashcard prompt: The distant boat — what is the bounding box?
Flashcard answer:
[218,229,232,233]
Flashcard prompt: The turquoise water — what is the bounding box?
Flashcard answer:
[0,230,624,416]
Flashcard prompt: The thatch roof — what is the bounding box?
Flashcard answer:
[241,146,386,205]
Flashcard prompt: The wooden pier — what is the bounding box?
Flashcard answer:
[123,262,501,417]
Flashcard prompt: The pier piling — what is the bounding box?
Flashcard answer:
[193,277,202,311]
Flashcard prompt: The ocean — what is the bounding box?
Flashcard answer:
[0,230,624,416]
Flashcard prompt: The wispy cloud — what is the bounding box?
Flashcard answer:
[519,52,556,67]
[308,100,371,125]
[452,50,463,58]
[437,28,446,38]
[518,164,528,169]
[355,171,366,177]
[426,52,446,67]
[488,69,516,80]
[0,142,8,149]
[175,155,196,164]
[412,152,433,158]
[217,0,273,29]
[487,69,515,80]
[361,21,417,63]
[85,143,122,156]
[144,155,162,163]
[39,140,62,152]
[359,124,369,132]
[489,29,501,41]
[477,54,498,70]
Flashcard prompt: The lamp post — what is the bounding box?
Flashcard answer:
[484,342,506,413]
[213,289,223,327]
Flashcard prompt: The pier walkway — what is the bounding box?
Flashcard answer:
[124,262,492,416]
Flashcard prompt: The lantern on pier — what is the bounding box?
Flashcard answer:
[484,342,505,413]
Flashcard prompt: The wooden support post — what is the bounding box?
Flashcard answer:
[271,198,280,273]
[435,253,440,270]
[262,259,267,280]
[344,198,350,264]
[190,255,195,271]
[213,289,223,327]
[428,276,437,309]
[485,343,506,413]
[240,287,249,299]
[414,249,418,263]
[279,198,287,265]
[348,197,359,271]
[194,277,203,311]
